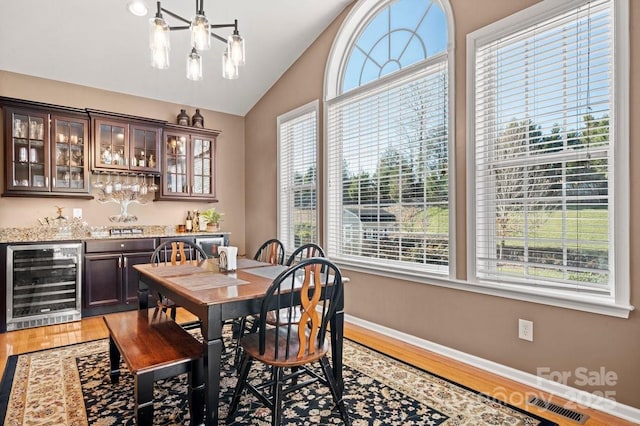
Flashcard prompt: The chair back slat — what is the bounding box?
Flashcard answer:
[297,264,322,358]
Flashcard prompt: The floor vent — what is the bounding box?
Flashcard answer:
[528,396,589,424]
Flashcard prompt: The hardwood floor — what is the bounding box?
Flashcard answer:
[0,313,634,426]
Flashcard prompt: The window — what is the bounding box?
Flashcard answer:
[277,101,319,251]
[468,0,629,311]
[325,0,453,277]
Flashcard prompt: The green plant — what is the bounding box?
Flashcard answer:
[200,208,223,224]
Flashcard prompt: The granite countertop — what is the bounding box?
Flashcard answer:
[0,219,229,243]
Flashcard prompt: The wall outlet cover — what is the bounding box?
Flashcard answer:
[518,318,533,342]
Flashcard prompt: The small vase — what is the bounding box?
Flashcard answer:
[207,222,219,232]
[177,109,190,126]
[192,109,204,128]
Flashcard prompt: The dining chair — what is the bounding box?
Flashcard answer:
[228,257,350,425]
[233,238,286,366]
[254,238,286,265]
[150,240,208,321]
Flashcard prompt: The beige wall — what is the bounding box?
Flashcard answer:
[245,0,640,409]
[0,71,247,254]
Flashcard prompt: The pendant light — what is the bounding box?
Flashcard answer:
[190,3,211,52]
[186,47,203,81]
[227,21,245,67]
[222,49,238,80]
[148,3,170,69]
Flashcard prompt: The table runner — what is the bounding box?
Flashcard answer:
[147,264,208,277]
[169,273,249,290]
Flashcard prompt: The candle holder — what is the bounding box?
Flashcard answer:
[92,172,158,222]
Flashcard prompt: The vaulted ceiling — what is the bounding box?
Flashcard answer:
[0,0,352,116]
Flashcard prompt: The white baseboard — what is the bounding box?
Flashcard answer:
[345,314,640,424]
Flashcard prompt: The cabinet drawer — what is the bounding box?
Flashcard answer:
[85,238,156,253]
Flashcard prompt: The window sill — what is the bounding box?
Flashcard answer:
[336,259,634,318]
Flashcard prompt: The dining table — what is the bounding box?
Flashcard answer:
[133,257,346,425]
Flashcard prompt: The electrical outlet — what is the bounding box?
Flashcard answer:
[518,319,533,341]
[73,208,82,219]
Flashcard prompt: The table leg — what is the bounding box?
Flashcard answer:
[189,358,205,426]
[201,322,224,425]
[138,280,149,309]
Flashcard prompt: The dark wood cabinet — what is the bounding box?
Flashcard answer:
[1,97,91,198]
[158,124,219,201]
[88,110,162,174]
[83,238,157,316]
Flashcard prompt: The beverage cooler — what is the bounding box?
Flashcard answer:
[5,243,82,331]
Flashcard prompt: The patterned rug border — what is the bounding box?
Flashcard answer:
[0,339,107,425]
[0,353,17,423]
[0,337,558,425]
[354,342,557,426]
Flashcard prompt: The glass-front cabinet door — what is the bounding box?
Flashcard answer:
[192,136,214,197]
[130,124,160,173]
[52,115,89,192]
[94,118,128,170]
[163,131,189,196]
[159,125,218,201]
[7,109,47,192]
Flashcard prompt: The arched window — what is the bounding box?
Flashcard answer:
[342,0,447,92]
[324,0,454,277]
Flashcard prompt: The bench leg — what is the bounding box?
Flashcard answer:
[189,358,205,426]
[108,336,121,384]
[135,372,154,426]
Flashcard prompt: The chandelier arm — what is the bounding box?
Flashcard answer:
[160,7,191,25]
[159,5,239,44]
[209,32,227,44]
[209,23,236,29]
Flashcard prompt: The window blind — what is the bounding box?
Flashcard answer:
[327,60,449,274]
[278,103,318,251]
[472,0,614,293]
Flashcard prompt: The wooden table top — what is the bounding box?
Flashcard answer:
[134,259,287,307]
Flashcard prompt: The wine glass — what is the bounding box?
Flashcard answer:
[93,171,105,190]
[139,173,149,195]
[148,174,159,192]
[104,174,114,195]
[121,174,132,191]
[113,176,121,192]
[130,174,140,194]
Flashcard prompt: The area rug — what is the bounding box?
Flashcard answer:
[0,336,556,425]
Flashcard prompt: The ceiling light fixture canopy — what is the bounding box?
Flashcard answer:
[148,0,245,80]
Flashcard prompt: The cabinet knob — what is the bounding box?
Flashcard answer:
[120,243,125,248]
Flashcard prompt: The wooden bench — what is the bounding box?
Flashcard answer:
[103,309,205,426]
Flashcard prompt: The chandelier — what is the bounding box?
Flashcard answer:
[144,0,245,80]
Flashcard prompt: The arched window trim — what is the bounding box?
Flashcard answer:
[324,0,455,100]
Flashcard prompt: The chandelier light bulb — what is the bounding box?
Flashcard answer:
[149,16,170,50]
[227,33,245,67]
[186,48,203,81]
[151,46,170,69]
[191,14,211,51]
[222,50,239,80]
